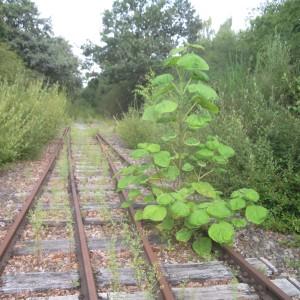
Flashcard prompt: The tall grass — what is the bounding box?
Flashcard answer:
[0,76,67,166]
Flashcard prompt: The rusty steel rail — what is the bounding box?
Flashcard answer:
[96,132,292,300]
[67,131,98,300]
[96,133,176,300]
[0,127,69,275]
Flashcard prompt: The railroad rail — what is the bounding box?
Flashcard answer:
[95,131,294,300]
[67,132,98,299]
[0,127,69,274]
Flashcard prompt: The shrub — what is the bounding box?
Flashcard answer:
[0,76,67,165]
[116,108,161,149]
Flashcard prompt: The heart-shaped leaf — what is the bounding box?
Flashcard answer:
[155,100,178,114]
[143,205,167,221]
[157,193,174,206]
[177,53,209,71]
[176,228,193,242]
[192,237,212,258]
[186,114,212,130]
[229,197,246,211]
[192,182,217,198]
[208,221,235,244]
[153,151,171,168]
[131,149,148,159]
[170,201,190,218]
[188,83,218,101]
[245,205,268,224]
[207,201,232,218]
[151,74,174,86]
[187,209,210,227]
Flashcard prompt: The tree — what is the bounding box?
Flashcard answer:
[0,0,81,95]
[82,0,202,114]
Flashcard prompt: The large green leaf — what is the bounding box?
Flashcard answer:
[217,144,235,159]
[207,201,232,218]
[192,182,217,198]
[117,175,136,190]
[163,165,180,180]
[142,105,158,121]
[186,114,212,130]
[157,193,174,206]
[188,83,218,101]
[177,53,209,71]
[170,201,190,218]
[206,138,221,150]
[208,221,235,244]
[155,100,178,114]
[176,228,193,242]
[196,148,214,159]
[229,197,246,211]
[138,143,160,153]
[143,205,167,221]
[120,165,137,175]
[151,74,174,86]
[231,188,260,202]
[192,237,212,258]
[131,149,148,159]
[153,151,171,168]
[187,209,210,227]
[245,205,268,224]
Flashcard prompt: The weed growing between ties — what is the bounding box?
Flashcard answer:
[29,204,47,260]
[118,44,269,258]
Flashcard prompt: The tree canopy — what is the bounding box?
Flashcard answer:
[0,0,81,95]
[82,0,202,114]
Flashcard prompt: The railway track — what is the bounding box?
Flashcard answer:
[0,125,299,299]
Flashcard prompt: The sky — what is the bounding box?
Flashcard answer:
[33,0,264,58]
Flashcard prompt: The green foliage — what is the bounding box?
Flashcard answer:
[81,0,202,114]
[0,76,67,166]
[118,45,268,257]
[194,7,300,233]
[0,43,26,82]
[116,108,161,149]
[0,0,81,95]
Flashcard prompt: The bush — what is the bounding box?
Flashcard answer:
[0,76,67,165]
[200,59,300,233]
[116,108,161,149]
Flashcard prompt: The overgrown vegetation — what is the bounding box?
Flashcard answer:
[0,76,67,166]
[81,0,202,115]
[117,45,269,258]
[115,0,300,234]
